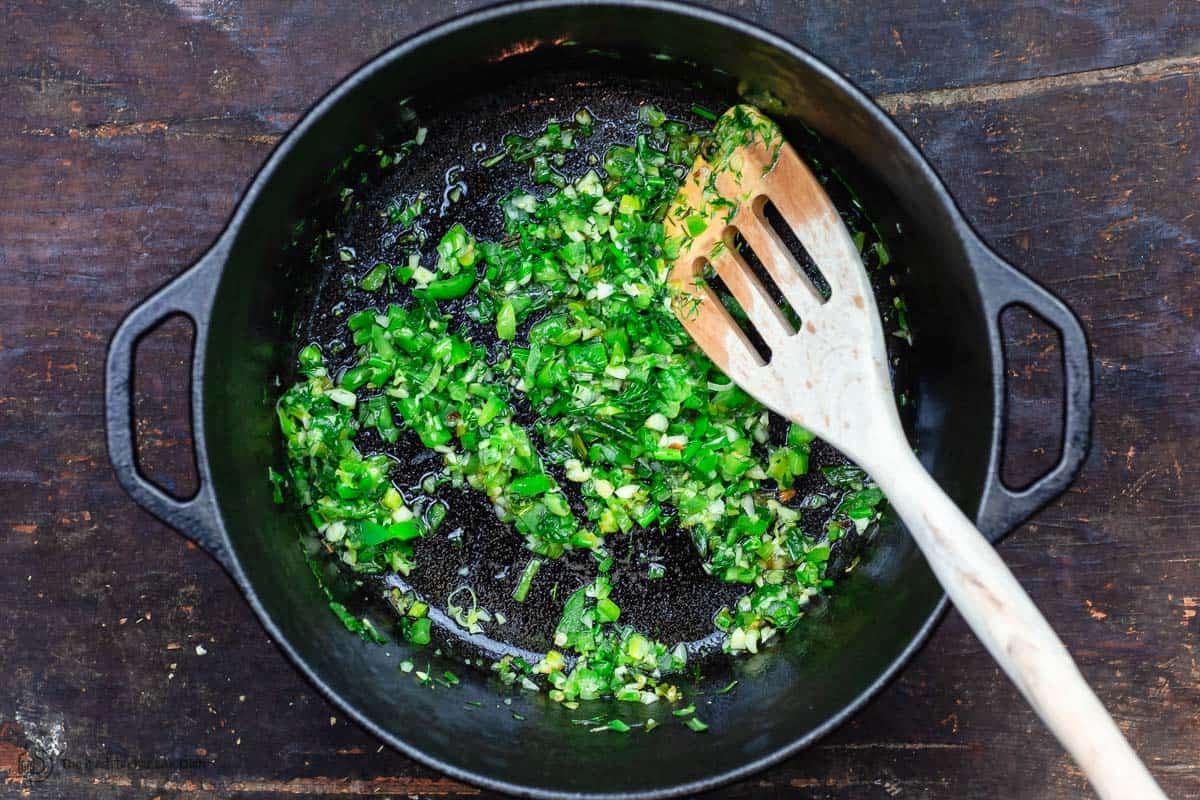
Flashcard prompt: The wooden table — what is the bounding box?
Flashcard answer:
[2,2,1197,797]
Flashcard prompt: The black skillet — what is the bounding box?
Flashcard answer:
[105,2,1091,797]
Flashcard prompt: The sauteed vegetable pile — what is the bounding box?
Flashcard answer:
[274,104,906,714]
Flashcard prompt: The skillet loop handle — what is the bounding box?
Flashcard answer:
[105,243,230,567]
[971,238,1092,541]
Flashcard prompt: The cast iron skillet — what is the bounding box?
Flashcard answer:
[105,2,1092,797]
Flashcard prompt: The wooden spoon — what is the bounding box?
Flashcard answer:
[666,105,1165,800]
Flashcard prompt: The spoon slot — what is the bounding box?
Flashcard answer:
[734,198,829,324]
[730,229,802,332]
[759,197,832,302]
[699,258,774,364]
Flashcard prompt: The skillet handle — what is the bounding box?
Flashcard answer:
[970,237,1093,541]
[105,242,231,568]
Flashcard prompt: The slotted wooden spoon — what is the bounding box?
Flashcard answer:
[667,105,1165,800]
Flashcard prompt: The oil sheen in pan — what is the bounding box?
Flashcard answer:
[290,64,914,668]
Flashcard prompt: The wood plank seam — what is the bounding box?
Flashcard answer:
[877,53,1200,113]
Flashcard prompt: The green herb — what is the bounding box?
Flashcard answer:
[685,717,709,733]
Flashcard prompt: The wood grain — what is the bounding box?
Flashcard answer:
[1,1,1198,798]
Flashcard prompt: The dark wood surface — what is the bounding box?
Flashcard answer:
[2,1,1198,797]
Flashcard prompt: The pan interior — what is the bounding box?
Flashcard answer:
[285,53,916,668]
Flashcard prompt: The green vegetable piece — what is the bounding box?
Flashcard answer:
[297,344,323,375]
[873,240,891,266]
[267,466,286,504]
[422,271,476,300]
[388,195,424,226]
[347,309,375,331]
[511,473,553,497]
[408,617,432,646]
[685,717,709,732]
[427,502,447,531]
[513,557,544,603]
[788,423,816,446]
[340,364,370,390]
[329,602,387,644]
[496,301,516,340]
[595,597,620,623]
[638,105,666,128]
[436,223,477,274]
[359,519,422,547]
[554,587,591,648]
[360,262,390,292]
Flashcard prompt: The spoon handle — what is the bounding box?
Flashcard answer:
[869,444,1166,800]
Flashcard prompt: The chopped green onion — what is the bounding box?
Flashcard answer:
[496,301,516,340]
[512,558,543,603]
